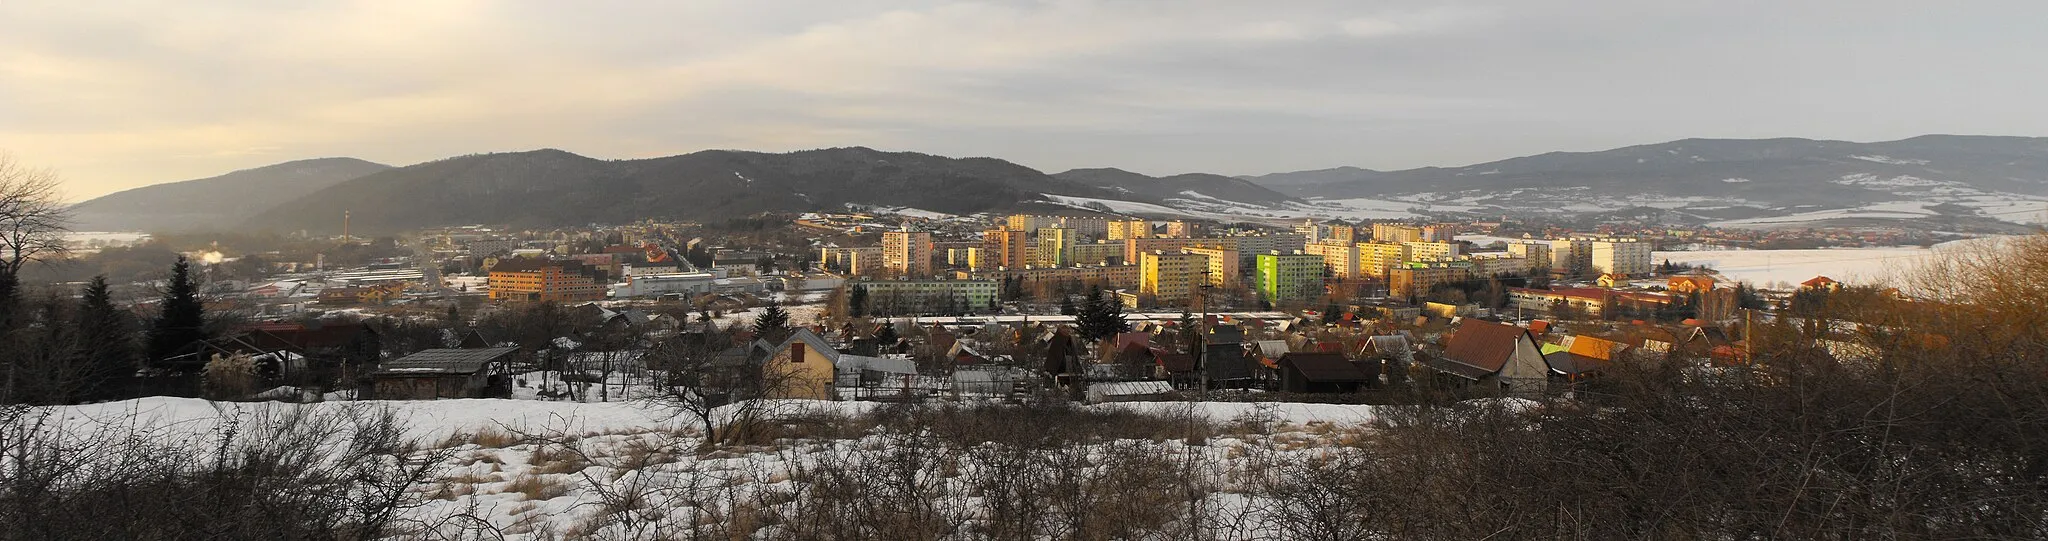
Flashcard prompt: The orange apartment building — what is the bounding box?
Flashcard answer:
[488,258,607,302]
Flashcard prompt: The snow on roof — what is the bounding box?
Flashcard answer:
[836,355,916,375]
[1092,380,1175,396]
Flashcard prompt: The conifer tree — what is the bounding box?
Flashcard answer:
[76,276,135,399]
[147,255,208,367]
[754,303,792,342]
[1075,287,1129,342]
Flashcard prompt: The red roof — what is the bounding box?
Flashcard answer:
[1440,320,1531,372]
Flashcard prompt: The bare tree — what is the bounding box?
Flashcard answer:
[643,326,804,450]
[0,153,69,285]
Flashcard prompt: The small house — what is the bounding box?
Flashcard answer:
[1275,352,1376,394]
[1423,320,1550,395]
[371,347,518,399]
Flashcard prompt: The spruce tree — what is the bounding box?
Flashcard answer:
[0,270,18,334]
[849,285,868,317]
[754,303,792,342]
[1177,311,1201,354]
[76,276,136,399]
[147,255,209,368]
[1075,287,1129,342]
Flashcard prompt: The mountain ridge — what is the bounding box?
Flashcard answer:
[69,157,392,232]
[243,147,1132,234]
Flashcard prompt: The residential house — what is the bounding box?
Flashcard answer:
[1275,352,1376,393]
[761,329,839,400]
[1423,320,1551,395]
[370,347,518,399]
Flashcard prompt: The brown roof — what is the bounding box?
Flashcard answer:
[1545,352,1608,375]
[1440,320,1530,372]
[1157,353,1197,373]
[1419,352,1495,380]
[1278,352,1371,383]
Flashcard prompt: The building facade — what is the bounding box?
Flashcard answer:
[1403,241,1462,262]
[1550,238,1596,277]
[1371,223,1425,244]
[857,279,1001,313]
[1034,227,1073,267]
[488,259,607,302]
[1106,219,1150,240]
[1506,242,1553,274]
[1305,241,1361,279]
[1255,252,1325,303]
[1591,239,1653,277]
[882,230,934,277]
[1387,261,1474,300]
[1357,242,1407,279]
[1141,251,1206,306]
[1183,245,1241,288]
[979,228,1030,270]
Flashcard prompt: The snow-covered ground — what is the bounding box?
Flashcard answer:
[864,206,957,220]
[1707,201,1943,227]
[1654,243,1960,288]
[704,303,828,329]
[35,396,1396,539]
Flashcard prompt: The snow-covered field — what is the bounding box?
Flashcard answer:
[1707,201,1943,227]
[1654,244,1953,288]
[34,396,1395,539]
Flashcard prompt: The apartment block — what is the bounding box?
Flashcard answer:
[857,279,1000,312]
[882,230,934,277]
[1141,251,1206,306]
[1255,252,1325,303]
[1387,261,1474,300]
[1357,242,1407,279]
[488,258,607,302]
[1304,241,1360,279]
[1184,245,1241,288]
[1371,223,1425,244]
[1591,239,1653,277]
[958,264,1141,291]
[819,246,885,275]
[1550,238,1596,277]
[1106,219,1150,240]
[1069,241,1123,266]
[1403,241,1462,262]
[1033,227,1074,267]
[1506,242,1553,273]
[979,228,1030,270]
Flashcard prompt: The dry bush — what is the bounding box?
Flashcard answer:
[0,403,455,540]
[503,473,572,501]
[530,442,591,475]
[468,426,523,448]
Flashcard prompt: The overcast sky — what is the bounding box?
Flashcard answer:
[4,1,2044,201]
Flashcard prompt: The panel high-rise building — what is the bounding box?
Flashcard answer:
[1141,251,1206,306]
[882,230,934,276]
[980,228,1030,270]
[1255,252,1324,303]
[1034,227,1074,267]
[1591,239,1652,277]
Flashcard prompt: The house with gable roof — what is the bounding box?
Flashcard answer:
[1421,319,1551,395]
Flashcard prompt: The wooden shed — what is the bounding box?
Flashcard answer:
[371,347,518,400]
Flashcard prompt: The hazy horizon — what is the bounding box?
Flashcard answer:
[6,1,2046,201]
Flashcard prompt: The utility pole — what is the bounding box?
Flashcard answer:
[1195,269,1213,395]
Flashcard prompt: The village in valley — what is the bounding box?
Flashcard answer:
[145,207,1906,406]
